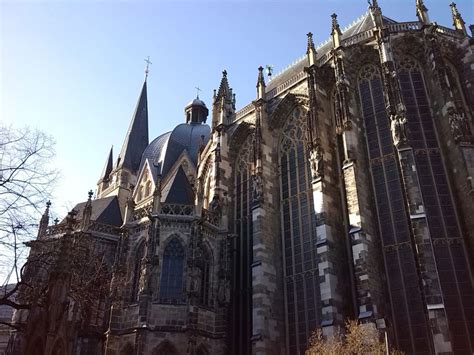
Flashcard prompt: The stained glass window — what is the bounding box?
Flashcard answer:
[159,238,185,304]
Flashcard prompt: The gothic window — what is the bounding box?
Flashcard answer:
[279,107,318,354]
[198,246,212,306]
[232,132,254,355]
[137,186,143,202]
[145,181,152,197]
[358,63,432,353]
[159,238,185,304]
[131,241,145,302]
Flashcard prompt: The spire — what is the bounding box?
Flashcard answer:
[416,0,430,25]
[331,13,342,48]
[116,80,149,173]
[306,32,317,66]
[216,70,231,102]
[450,2,467,35]
[98,146,113,183]
[37,200,51,239]
[256,66,266,100]
[368,0,383,29]
[82,190,93,230]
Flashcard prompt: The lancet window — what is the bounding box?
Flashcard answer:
[159,238,185,304]
[279,107,318,354]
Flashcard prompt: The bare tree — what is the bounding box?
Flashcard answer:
[0,125,58,286]
[306,319,404,355]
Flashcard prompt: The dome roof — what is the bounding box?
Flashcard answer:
[139,122,210,179]
[185,98,207,108]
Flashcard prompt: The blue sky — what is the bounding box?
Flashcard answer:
[1,0,472,219]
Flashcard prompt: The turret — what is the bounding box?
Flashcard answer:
[306,32,317,67]
[37,200,51,239]
[256,66,266,100]
[331,14,342,48]
[184,97,209,124]
[212,70,235,128]
[450,2,467,35]
[82,190,93,230]
[416,0,430,25]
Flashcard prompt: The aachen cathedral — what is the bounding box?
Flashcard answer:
[7,1,474,354]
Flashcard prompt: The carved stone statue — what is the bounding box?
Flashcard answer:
[252,174,263,203]
[217,279,229,304]
[188,267,202,296]
[209,195,220,213]
[390,113,408,147]
[310,144,324,181]
[448,106,470,143]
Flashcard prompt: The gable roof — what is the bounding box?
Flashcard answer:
[161,166,194,205]
[69,195,122,226]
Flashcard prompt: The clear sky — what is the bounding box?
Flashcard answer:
[1,0,472,221]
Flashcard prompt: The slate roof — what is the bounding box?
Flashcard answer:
[161,166,194,205]
[116,80,149,173]
[266,13,397,92]
[69,196,122,226]
[139,122,210,181]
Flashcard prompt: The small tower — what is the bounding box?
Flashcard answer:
[416,0,430,25]
[184,97,209,124]
[82,190,93,230]
[331,14,342,48]
[37,200,51,239]
[450,2,467,35]
[212,70,235,128]
[306,32,317,67]
[256,66,266,100]
[97,146,113,196]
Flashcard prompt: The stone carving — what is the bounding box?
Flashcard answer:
[217,279,229,304]
[309,144,324,181]
[390,113,408,147]
[188,267,202,296]
[448,106,470,143]
[252,173,264,203]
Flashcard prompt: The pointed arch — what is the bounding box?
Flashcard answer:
[159,237,185,304]
[278,105,319,354]
[153,340,178,355]
[269,93,309,130]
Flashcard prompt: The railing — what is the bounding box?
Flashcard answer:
[317,51,333,67]
[45,220,121,236]
[161,203,193,216]
[88,221,121,235]
[266,71,307,100]
[341,29,374,47]
[132,203,153,221]
[235,103,255,120]
[202,208,219,226]
[387,21,421,33]
[436,25,464,39]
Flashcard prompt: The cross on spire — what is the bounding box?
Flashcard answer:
[144,56,152,79]
[195,86,202,99]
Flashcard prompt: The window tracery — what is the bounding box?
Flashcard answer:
[279,106,318,354]
[159,237,185,304]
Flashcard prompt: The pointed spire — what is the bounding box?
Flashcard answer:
[306,32,317,66]
[450,2,467,35]
[331,13,342,48]
[416,0,430,25]
[256,66,266,100]
[38,200,51,238]
[116,80,149,173]
[98,146,113,183]
[216,70,231,102]
[82,190,93,230]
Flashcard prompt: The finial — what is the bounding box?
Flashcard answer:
[144,56,152,79]
[195,86,202,99]
[306,32,317,66]
[46,200,51,210]
[88,190,93,200]
[222,70,227,78]
[256,66,266,100]
[265,65,273,78]
[54,218,59,225]
[331,13,342,48]
[416,0,430,25]
[450,2,467,35]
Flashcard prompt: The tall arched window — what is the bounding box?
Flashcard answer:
[198,246,211,306]
[232,133,254,355]
[159,238,185,304]
[145,181,152,197]
[279,107,318,354]
[131,242,145,302]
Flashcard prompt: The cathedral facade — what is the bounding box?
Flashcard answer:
[8,1,474,354]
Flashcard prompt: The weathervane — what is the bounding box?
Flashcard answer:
[195,86,202,99]
[144,56,152,79]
